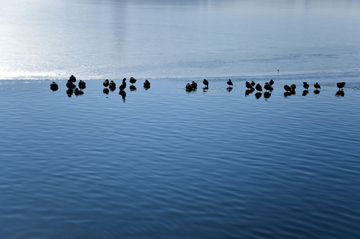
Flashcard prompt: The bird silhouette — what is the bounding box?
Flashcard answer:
[66,80,75,89]
[269,79,274,86]
[303,82,309,90]
[191,81,198,89]
[227,79,233,87]
[255,83,262,92]
[186,83,193,91]
[69,75,76,82]
[103,79,109,87]
[50,82,58,91]
[203,79,209,87]
[129,77,137,85]
[284,85,291,92]
[119,78,126,91]
[314,82,321,89]
[78,80,86,89]
[337,82,345,90]
[143,80,151,89]
[109,80,116,91]
[264,82,273,91]
[246,81,253,89]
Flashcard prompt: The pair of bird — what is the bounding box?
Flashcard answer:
[284,84,297,92]
[303,82,321,90]
[186,81,198,91]
[103,78,126,91]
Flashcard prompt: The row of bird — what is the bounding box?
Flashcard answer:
[185,79,346,92]
[50,75,151,93]
[51,76,347,95]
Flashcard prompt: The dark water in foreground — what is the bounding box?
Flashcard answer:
[1,73,360,238]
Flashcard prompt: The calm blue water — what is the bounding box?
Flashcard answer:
[1,74,360,238]
[1,0,360,238]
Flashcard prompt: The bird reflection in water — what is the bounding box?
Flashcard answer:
[227,86,233,92]
[335,90,345,97]
[66,88,73,97]
[203,86,208,92]
[302,90,309,96]
[74,88,84,96]
[314,89,320,95]
[263,91,271,99]
[103,88,109,95]
[245,88,255,96]
[119,90,126,102]
[255,92,262,99]
[130,85,137,91]
[284,91,291,97]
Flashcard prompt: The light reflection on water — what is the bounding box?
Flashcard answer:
[0,0,360,79]
[1,73,360,238]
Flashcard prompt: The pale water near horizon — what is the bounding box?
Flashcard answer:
[1,0,360,238]
[1,0,360,80]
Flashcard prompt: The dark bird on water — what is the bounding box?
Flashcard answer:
[66,80,75,89]
[119,78,126,91]
[69,75,76,82]
[191,81,198,89]
[290,84,296,91]
[255,83,262,92]
[186,83,193,91]
[251,80,256,87]
[129,77,137,85]
[269,79,274,86]
[227,79,233,86]
[103,79,109,87]
[78,80,86,89]
[303,82,309,90]
[337,82,345,90]
[284,85,291,92]
[50,82,58,91]
[203,79,209,87]
[245,81,253,89]
[143,80,150,89]
[314,82,321,89]
[264,82,273,91]
[109,80,116,91]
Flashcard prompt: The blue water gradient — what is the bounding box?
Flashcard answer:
[1,73,360,238]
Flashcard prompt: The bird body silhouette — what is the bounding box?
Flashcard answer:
[314,82,321,89]
[264,82,273,91]
[203,79,209,87]
[337,82,345,90]
[109,80,116,91]
[79,80,86,89]
[284,85,291,92]
[69,75,76,82]
[269,79,274,86]
[255,83,262,92]
[50,82,58,91]
[303,82,309,89]
[191,81,197,89]
[129,77,137,84]
[103,79,109,87]
[119,78,127,91]
[227,79,233,86]
[246,81,253,89]
[144,80,150,88]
